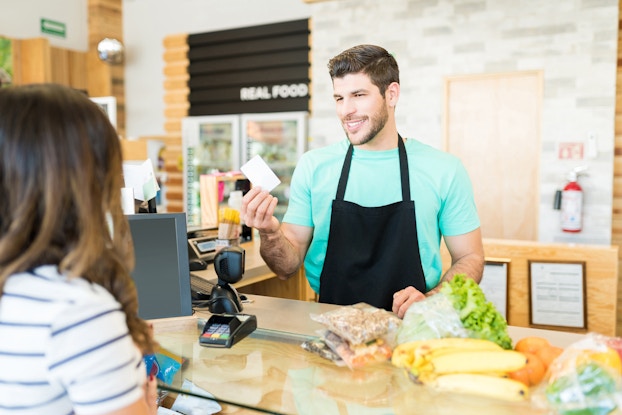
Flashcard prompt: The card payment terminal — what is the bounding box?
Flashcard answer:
[199,314,257,348]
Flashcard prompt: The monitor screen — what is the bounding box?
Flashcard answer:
[126,213,192,319]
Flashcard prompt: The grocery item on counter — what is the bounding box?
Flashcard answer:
[439,274,513,349]
[323,330,392,369]
[545,362,619,415]
[397,291,468,344]
[392,337,529,401]
[307,303,401,369]
[508,336,563,387]
[532,332,622,415]
[300,337,345,365]
[397,274,512,349]
[508,351,547,387]
[430,373,529,402]
[310,303,401,346]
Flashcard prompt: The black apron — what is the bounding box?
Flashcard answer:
[318,135,427,310]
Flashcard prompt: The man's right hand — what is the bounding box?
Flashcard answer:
[242,187,314,278]
[241,187,280,233]
[392,286,426,318]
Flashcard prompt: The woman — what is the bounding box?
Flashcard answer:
[0,84,157,415]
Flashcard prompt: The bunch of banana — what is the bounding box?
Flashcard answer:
[392,338,529,402]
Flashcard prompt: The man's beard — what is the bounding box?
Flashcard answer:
[343,104,389,146]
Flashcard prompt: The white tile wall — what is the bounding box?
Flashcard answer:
[308,0,619,245]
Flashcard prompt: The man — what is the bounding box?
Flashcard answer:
[241,44,484,318]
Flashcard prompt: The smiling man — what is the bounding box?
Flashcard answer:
[242,44,484,317]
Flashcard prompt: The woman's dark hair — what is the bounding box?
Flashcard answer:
[328,44,400,95]
[0,83,154,354]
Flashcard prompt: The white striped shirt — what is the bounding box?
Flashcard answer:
[0,266,146,415]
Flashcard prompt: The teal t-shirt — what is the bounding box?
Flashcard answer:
[282,138,480,294]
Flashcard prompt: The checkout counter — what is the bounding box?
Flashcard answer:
[160,237,617,413]
[151,295,585,415]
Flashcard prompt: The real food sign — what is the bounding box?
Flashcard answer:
[240,84,309,101]
[188,19,310,116]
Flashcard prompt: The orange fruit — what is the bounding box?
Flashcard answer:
[515,336,551,355]
[508,352,546,386]
[536,345,563,369]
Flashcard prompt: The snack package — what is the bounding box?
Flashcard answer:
[300,337,345,366]
[310,303,401,347]
[323,330,392,369]
[397,292,468,344]
[532,332,622,415]
[144,347,185,385]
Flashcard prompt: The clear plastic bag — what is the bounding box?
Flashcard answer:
[396,292,468,345]
[532,332,622,415]
[322,330,392,369]
[310,303,401,346]
[300,337,345,366]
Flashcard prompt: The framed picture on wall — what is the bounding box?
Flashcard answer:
[528,260,587,330]
[479,259,510,319]
[90,96,117,129]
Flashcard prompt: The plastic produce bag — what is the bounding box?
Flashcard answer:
[397,292,468,345]
[532,332,622,415]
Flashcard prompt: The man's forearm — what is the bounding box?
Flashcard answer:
[427,253,485,295]
[258,229,303,279]
[443,253,485,282]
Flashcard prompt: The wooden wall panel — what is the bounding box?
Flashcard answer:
[47,48,87,92]
[162,33,189,213]
[11,38,87,92]
[614,2,622,336]
[12,38,52,84]
[67,49,88,91]
[50,47,70,86]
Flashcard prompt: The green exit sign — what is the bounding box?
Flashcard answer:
[41,18,66,38]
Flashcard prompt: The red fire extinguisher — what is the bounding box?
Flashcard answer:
[560,166,587,233]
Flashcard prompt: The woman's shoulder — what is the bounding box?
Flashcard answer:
[5,266,119,310]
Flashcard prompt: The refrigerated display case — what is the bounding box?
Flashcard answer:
[241,111,307,221]
[182,115,240,230]
[182,112,307,230]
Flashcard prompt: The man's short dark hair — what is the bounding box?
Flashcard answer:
[328,44,399,95]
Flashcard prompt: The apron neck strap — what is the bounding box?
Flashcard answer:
[336,134,410,201]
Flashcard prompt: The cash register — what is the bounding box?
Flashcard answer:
[187,227,219,264]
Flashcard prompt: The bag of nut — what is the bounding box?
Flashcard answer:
[309,303,401,368]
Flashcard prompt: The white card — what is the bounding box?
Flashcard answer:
[240,155,281,192]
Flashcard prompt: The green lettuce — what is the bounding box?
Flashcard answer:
[439,274,513,349]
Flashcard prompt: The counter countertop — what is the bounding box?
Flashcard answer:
[153,294,585,348]
[151,295,591,415]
